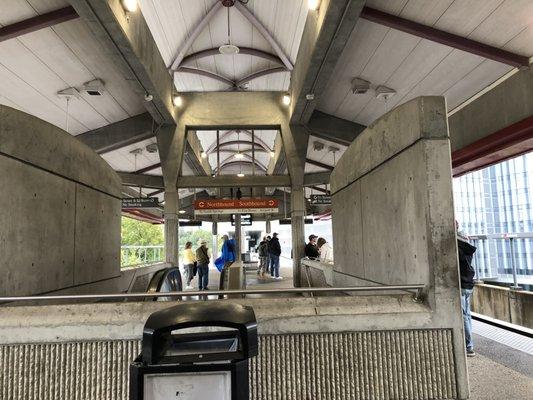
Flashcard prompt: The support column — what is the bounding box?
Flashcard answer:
[235,214,242,262]
[156,123,186,269]
[212,221,219,260]
[291,187,306,287]
[163,190,179,266]
[280,123,308,287]
[265,219,271,234]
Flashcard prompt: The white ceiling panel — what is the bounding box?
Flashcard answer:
[0,0,145,135]
[101,138,160,172]
[320,0,533,126]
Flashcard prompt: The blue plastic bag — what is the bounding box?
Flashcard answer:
[214,256,224,272]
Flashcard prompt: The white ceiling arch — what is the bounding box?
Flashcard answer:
[139,0,308,92]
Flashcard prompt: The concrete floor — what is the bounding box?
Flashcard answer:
[181,264,533,399]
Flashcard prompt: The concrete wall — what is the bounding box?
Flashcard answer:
[329,96,468,396]
[0,105,122,296]
[471,283,533,329]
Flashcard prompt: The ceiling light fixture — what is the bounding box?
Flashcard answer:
[308,0,321,11]
[282,94,291,106]
[201,151,208,159]
[237,173,245,177]
[178,210,186,214]
[219,4,240,55]
[121,0,138,13]
[234,152,244,159]
[351,77,370,94]
[173,95,183,107]
[270,151,275,158]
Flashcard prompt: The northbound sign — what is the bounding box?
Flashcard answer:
[194,199,279,215]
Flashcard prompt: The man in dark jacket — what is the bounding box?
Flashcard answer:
[457,221,477,357]
[268,233,282,279]
[305,234,320,259]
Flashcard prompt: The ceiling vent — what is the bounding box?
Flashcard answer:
[221,0,235,7]
[82,79,105,96]
[313,141,325,151]
[146,143,158,153]
[351,77,370,94]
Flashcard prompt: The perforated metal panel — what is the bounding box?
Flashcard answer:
[0,330,457,400]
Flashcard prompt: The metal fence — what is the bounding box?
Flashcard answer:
[120,245,164,267]
[468,232,533,288]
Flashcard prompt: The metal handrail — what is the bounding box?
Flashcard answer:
[0,284,425,303]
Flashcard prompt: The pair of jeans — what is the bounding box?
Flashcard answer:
[183,263,194,285]
[269,254,280,278]
[258,256,268,275]
[197,263,209,290]
[461,288,474,351]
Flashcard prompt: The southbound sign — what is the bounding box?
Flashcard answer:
[194,199,279,215]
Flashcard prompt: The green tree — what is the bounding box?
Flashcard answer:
[121,217,164,246]
[121,217,164,267]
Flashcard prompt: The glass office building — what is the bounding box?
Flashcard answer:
[453,152,533,281]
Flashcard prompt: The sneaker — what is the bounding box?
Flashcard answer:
[186,285,193,290]
[203,287,209,290]
[276,276,283,280]
[466,349,475,357]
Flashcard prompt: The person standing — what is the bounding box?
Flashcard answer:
[268,232,282,280]
[195,240,210,291]
[317,237,334,264]
[257,237,269,277]
[182,241,196,289]
[221,234,236,269]
[305,235,320,259]
[457,220,477,357]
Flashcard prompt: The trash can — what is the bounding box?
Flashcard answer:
[130,302,258,400]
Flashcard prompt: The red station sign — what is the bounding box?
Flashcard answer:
[194,198,279,215]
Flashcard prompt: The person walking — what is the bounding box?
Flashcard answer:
[456,220,477,357]
[195,240,210,291]
[317,237,334,264]
[305,234,320,259]
[257,237,269,277]
[268,232,282,280]
[182,241,196,289]
[220,234,236,269]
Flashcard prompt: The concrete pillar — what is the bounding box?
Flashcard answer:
[266,219,271,234]
[163,190,179,267]
[291,187,306,287]
[212,221,219,260]
[235,214,242,261]
[156,123,185,269]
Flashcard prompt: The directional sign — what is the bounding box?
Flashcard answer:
[179,220,202,227]
[279,218,314,225]
[309,194,331,205]
[122,197,159,209]
[194,199,278,215]
[231,214,252,226]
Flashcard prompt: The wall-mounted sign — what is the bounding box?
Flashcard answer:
[122,197,159,209]
[194,199,278,215]
[309,194,331,205]
[231,214,252,226]
[179,220,202,227]
[279,218,314,225]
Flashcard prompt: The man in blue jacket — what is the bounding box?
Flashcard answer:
[268,233,282,279]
